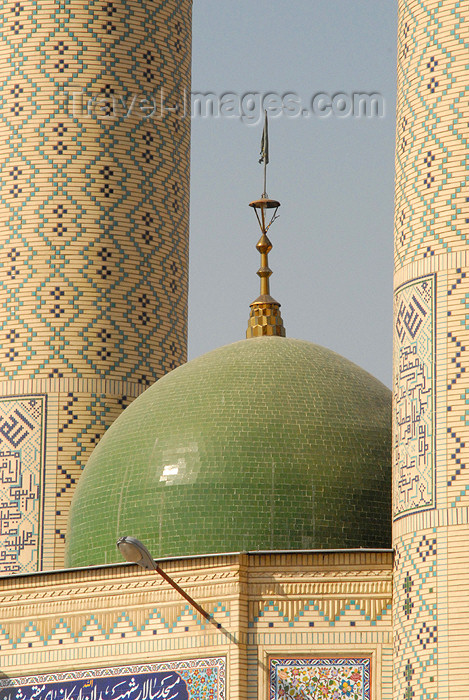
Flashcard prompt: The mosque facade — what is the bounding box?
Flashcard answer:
[0,1,468,700]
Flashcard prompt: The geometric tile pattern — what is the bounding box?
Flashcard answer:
[393,532,437,700]
[53,389,140,565]
[0,0,191,570]
[269,657,371,700]
[0,658,226,700]
[393,275,435,519]
[0,602,230,649]
[0,590,392,654]
[0,395,45,574]
[446,268,469,506]
[0,0,190,384]
[248,599,392,628]
[0,592,392,659]
[394,2,469,270]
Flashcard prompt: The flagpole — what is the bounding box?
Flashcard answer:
[260,110,269,197]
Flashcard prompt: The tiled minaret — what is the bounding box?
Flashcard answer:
[393,2,469,698]
[0,0,191,573]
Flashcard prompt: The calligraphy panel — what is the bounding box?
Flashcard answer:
[269,657,371,700]
[0,395,46,574]
[0,658,225,700]
[393,275,435,519]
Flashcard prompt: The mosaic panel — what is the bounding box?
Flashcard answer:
[269,657,370,700]
[393,275,435,519]
[0,395,45,574]
[0,658,226,700]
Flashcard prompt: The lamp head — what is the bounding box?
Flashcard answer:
[116,535,157,571]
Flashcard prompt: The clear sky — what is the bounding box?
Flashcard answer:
[188,0,397,388]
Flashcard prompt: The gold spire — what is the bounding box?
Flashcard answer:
[246,196,286,338]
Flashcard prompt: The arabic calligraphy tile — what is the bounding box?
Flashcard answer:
[0,395,45,574]
[0,659,226,700]
[393,276,435,519]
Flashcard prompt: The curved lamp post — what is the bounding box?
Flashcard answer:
[116,535,212,622]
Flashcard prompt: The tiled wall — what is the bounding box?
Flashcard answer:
[0,0,191,569]
[248,552,393,700]
[393,2,469,697]
[0,552,393,700]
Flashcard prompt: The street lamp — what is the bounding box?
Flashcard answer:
[116,535,212,622]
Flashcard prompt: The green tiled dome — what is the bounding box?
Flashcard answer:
[65,337,391,566]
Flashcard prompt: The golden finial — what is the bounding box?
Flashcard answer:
[246,111,286,338]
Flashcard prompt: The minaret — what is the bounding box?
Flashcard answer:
[0,0,192,573]
[246,113,285,338]
[393,3,469,698]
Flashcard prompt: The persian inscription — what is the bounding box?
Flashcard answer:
[0,658,226,700]
[393,276,434,518]
[0,396,46,573]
